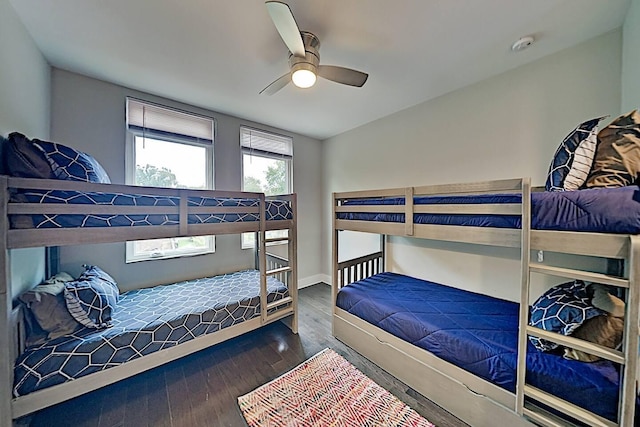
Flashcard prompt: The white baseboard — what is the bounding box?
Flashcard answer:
[298,274,330,289]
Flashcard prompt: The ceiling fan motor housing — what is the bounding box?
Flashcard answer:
[289,31,320,75]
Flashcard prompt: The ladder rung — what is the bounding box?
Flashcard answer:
[524,385,617,427]
[523,404,585,427]
[266,296,293,311]
[530,263,629,288]
[526,325,625,364]
[265,236,290,243]
[265,307,294,323]
[266,266,292,276]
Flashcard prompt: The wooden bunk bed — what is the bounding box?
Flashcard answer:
[331,178,639,427]
[0,176,298,427]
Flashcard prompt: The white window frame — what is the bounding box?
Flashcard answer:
[125,98,215,263]
[240,126,293,250]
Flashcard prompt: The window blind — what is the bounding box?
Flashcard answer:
[127,98,214,143]
[240,126,293,158]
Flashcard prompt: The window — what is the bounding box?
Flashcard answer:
[240,126,293,249]
[125,98,215,262]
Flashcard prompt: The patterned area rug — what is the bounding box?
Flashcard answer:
[238,348,435,426]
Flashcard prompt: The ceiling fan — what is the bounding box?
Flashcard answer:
[260,1,369,95]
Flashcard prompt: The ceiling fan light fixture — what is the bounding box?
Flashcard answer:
[290,60,317,88]
[292,68,316,88]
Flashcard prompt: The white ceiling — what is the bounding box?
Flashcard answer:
[10,0,631,140]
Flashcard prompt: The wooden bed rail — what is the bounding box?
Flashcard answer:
[336,251,384,289]
[333,178,529,247]
[6,177,263,199]
[334,178,525,200]
[2,177,296,249]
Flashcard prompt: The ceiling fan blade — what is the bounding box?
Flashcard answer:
[260,73,291,95]
[265,1,305,58]
[317,65,368,87]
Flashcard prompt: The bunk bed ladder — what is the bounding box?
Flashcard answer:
[520,236,639,426]
[258,195,268,324]
[262,195,298,332]
[515,177,531,420]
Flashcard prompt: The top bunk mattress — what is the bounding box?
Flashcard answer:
[10,189,293,229]
[14,269,289,397]
[337,186,640,234]
[336,272,626,422]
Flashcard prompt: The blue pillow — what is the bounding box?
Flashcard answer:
[529,280,603,351]
[545,116,606,191]
[64,265,119,329]
[33,139,111,184]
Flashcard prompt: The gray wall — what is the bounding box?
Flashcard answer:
[322,30,622,301]
[1,0,50,297]
[50,69,323,291]
[623,0,640,112]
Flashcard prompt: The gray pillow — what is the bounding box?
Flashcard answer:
[20,272,82,344]
[5,132,56,179]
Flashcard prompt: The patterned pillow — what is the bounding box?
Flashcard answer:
[545,116,606,191]
[585,110,640,188]
[33,139,111,184]
[529,280,603,351]
[64,265,119,329]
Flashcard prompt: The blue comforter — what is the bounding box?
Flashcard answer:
[336,272,624,421]
[338,186,640,234]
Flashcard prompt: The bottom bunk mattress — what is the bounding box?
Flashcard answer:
[14,269,289,397]
[335,272,624,422]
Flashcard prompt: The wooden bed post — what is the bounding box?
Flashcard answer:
[515,177,531,416]
[289,193,298,334]
[0,176,13,427]
[259,194,267,324]
[380,234,386,273]
[404,187,414,236]
[619,235,640,426]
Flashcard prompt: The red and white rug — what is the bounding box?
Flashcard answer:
[238,348,435,426]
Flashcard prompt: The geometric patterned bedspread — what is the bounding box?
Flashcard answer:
[13,269,289,397]
[11,189,293,229]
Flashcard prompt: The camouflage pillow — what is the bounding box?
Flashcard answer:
[585,110,640,188]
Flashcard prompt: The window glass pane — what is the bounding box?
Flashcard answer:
[125,121,214,262]
[242,153,289,195]
[135,136,207,189]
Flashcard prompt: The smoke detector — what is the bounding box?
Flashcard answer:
[511,36,535,52]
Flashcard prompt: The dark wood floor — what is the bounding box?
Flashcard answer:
[23,284,468,427]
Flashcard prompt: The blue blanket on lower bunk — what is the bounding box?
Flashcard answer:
[14,269,289,397]
[338,185,640,234]
[336,272,624,422]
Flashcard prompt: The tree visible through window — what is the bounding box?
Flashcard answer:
[136,164,178,188]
